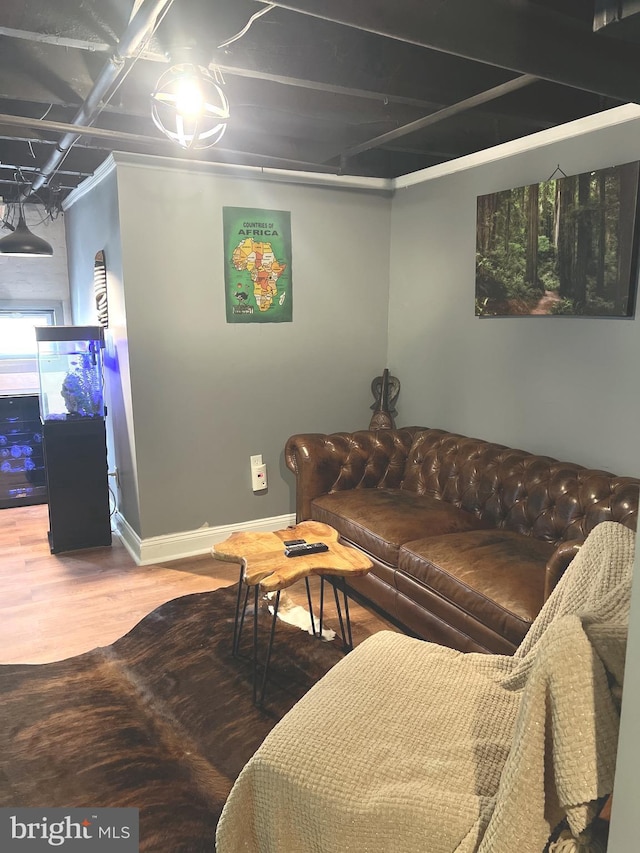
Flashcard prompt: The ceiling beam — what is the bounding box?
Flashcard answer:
[266,0,640,102]
[0,112,340,174]
[0,27,449,113]
[341,74,538,160]
[0,27,111,52]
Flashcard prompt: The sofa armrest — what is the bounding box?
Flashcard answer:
[544,539,583,601]
[285,428,423,521]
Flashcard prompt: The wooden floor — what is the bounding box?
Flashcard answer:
[0,503,393,664]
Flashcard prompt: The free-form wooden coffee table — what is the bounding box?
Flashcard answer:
[211,521,372,704]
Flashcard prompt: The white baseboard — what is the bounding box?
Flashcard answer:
[114,511,297,566]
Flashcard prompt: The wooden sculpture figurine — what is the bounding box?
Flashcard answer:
[369,368,400,429]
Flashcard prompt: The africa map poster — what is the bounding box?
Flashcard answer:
[223,207,292,323]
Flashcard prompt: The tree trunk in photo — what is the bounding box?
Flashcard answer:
[553,181,561,249]
[525,182,540,292]
[557,176,576,298]
[476,194,496,255]
[573,172,592,310]
[504,197,511,252]
[596,172,606,298]
[615,162,639,314]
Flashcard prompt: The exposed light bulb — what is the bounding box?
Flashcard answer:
[175,78,204,117]
[151,61,230,150]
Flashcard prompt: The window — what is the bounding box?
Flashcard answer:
[0,303,62,394]
[0,308,56,358]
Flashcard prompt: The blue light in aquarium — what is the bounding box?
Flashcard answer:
[8,488,33,498]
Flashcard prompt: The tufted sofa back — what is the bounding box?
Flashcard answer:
[402,429,639,546]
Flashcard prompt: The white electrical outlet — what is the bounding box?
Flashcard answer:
[250,454,268,491]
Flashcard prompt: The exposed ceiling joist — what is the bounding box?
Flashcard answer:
[0,111,341,174]
[266,0,640,103]
[0,26,112,52]
[341,74,538,160]
[0,0,636,204]
[0,26,474,114]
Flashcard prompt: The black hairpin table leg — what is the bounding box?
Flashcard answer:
[232,565,250,656]
[319,576,354,652]
[252,585,260,705]
[305,577,317,637]
[319,576,325,637]
[255,589,281,706]
[239,580,316,704]
[333,577,354,651]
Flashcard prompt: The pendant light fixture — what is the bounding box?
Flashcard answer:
[151,55,229,150]
[149,6,280,152]
[0,204,53,257]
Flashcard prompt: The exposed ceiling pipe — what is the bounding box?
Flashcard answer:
[20,0,176,201]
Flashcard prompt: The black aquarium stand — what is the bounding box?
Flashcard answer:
[42,418,111,554]
[0,394,47,509]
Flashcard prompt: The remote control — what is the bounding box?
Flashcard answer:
[283,538,306,547]
[284,542,329,558]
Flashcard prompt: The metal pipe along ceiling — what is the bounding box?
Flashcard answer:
[21,0,176,201]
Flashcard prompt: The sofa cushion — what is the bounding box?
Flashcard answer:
[397,530,555,647]
[311,489,489,567]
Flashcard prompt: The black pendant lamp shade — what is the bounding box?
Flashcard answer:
[0,208,53,257]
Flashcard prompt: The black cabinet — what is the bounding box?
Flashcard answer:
[0,395,47,509]
[43,418,112,554]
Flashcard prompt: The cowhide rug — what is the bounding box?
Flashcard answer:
[0,585,359,852]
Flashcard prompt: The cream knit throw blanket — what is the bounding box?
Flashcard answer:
[216,521,635,853]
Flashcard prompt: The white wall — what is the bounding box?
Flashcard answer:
[388,107,640,476]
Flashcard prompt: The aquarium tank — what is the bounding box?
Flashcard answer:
[35,326,105,421]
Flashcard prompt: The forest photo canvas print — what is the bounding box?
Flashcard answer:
[475,161,640,317]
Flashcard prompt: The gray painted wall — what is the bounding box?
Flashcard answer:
[63,165,141,532]
[110,157,391,538]
[388,117,640,476]
[607,520,640,851]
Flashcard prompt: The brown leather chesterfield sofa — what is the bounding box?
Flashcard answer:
[285,427,639,654]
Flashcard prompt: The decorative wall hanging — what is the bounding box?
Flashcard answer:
[223,207,292,323]
[93,250,108,327]
[475,161,640,317]
[369,368,400,429]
